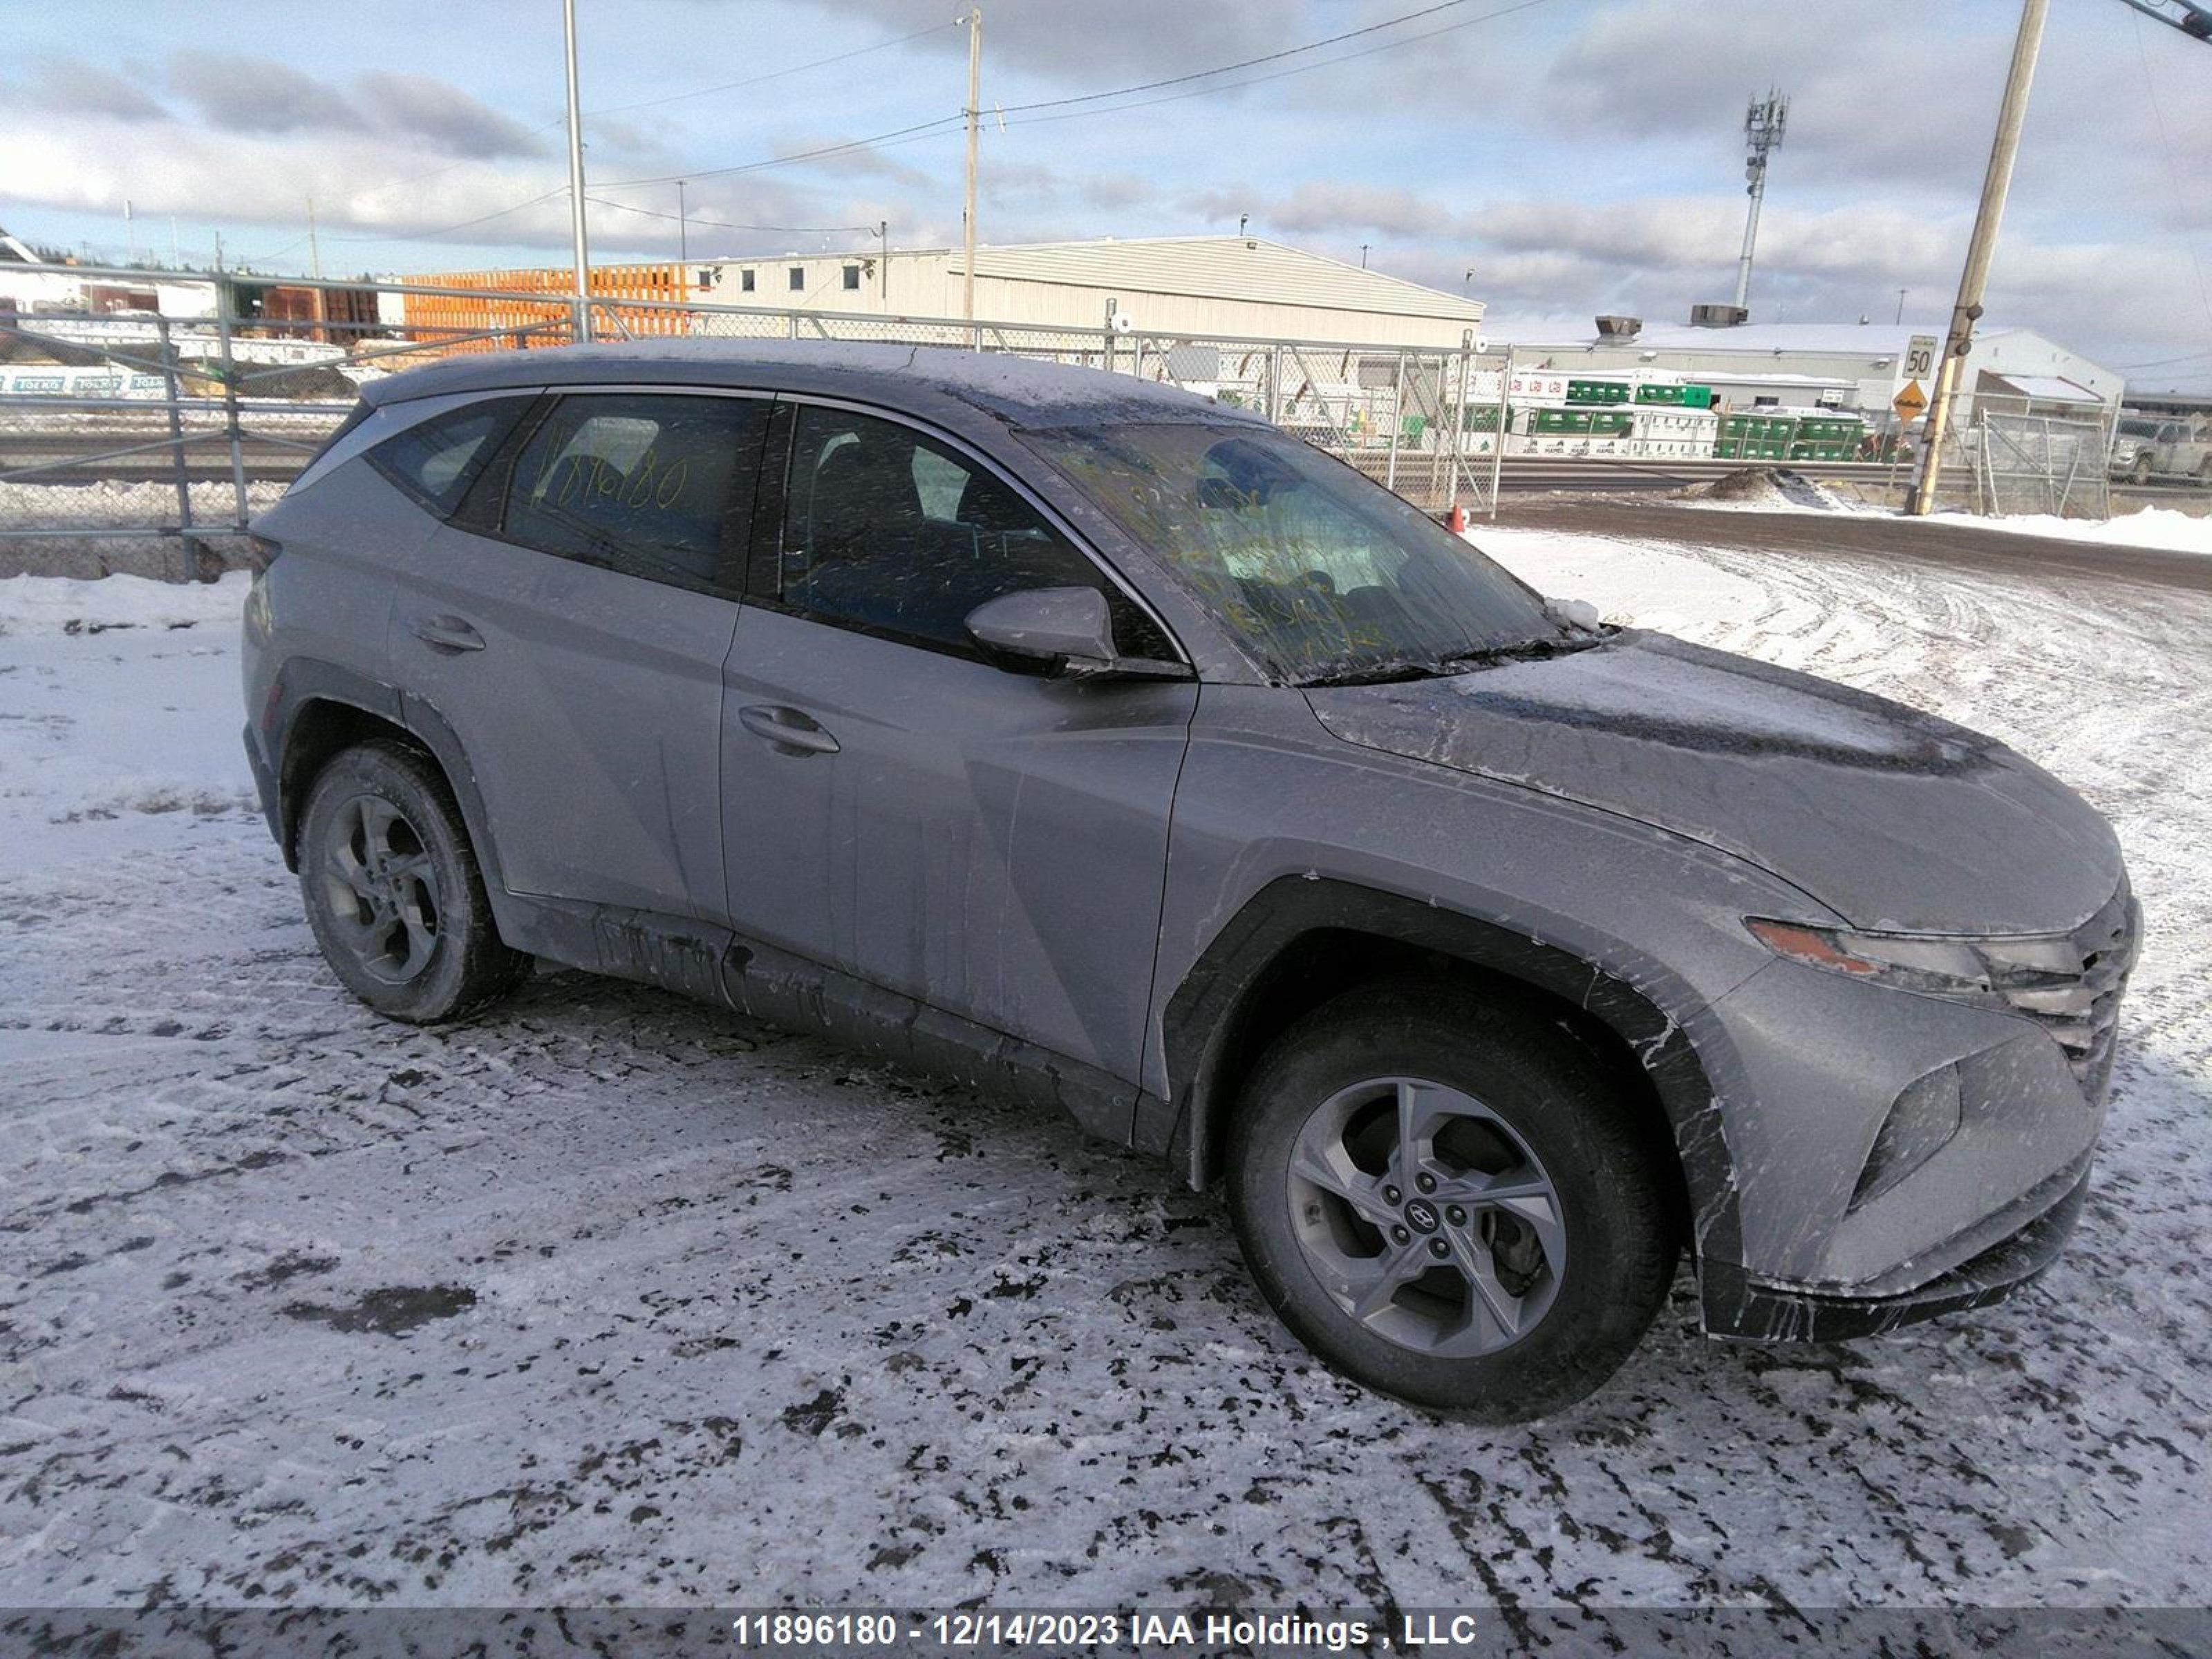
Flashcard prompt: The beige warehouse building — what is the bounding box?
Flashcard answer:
[693,235,1487,349]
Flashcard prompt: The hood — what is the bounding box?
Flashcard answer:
[1304,630,2122,935]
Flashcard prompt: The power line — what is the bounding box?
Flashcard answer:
[341,20,962,209]
[581,194,873,236]
[2116,347,2212,368]
[1004,0,1556,131]
[595,0,1550,196]
[997,0,1491,115]
[597,115,968,188]
[322,187,572,245]
[584,19,966,118]
[2130,11,2212,354]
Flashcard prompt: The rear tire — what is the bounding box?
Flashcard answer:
[297,740,531,1023]
[1226,980,1675,1418]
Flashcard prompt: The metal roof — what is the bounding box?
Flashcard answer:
[740,236,1485,326]
[959,236,1485,325]
[1528,323,1992,357]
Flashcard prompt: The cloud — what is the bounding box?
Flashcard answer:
[167,51,361,136]
[780,0,1304,84]
[354,73,550,158]
[4,57,168,122]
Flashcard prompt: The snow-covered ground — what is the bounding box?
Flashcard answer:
[3,536,2209,1615]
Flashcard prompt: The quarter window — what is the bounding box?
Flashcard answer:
[503,393,765,592]
[778,405,1171,660]
[367,397,531,516]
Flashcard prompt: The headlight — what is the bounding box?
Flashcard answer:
[1744,917,1998,1004]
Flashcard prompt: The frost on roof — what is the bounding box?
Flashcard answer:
[366,337,1264,428]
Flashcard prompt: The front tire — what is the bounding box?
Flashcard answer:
[1227,981,1676,1418]
[297,740,530,1023]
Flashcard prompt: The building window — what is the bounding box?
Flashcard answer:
[740,269,756,293]
[842,264,861,292]
[789,267,805,292]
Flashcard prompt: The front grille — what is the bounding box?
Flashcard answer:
[1979,877,2140,1091]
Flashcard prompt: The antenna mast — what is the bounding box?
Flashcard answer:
[1734,90,1788,313]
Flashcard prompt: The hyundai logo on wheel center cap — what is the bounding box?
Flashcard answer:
[1403,1199,1441,1234]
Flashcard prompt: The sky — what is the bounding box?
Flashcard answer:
[4,0,2210,388]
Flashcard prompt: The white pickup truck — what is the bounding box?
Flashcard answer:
[2112,415,2212,482]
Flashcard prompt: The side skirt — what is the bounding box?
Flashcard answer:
[502,893,1147,1151]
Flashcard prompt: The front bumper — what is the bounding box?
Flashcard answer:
[1701,1154,2091,1342]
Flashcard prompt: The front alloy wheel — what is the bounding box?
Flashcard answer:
[1226,982,1676,1418]
[1289,1078,1565,1357]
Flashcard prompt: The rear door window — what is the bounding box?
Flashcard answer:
[502,392,767,594]
[367,397,533,516]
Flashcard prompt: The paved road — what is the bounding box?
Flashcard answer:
[1490,496,2212,594]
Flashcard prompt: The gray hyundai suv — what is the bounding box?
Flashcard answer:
[243,341,2137,1417]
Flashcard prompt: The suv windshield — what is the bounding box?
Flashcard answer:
[1026,422,1569,684]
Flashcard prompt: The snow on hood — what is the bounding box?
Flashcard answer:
[1305,629,2124,935]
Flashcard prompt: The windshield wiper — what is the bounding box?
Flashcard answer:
[1432,632,1604,671]
[1298,631,1603,688]
[1297,661,1452,688]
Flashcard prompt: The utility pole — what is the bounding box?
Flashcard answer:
[1360,244,1370,269]
[1909,0,2047,516]
[306,196,322,279]
[1895,287,1907,326]
[963,6,982,324]
[676,179,688,268]
[124,199,135,263]
[1734,91,1788,312]
[876,219,889,301]
[562,0,594,341]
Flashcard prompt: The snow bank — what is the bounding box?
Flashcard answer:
[1925,506,2212,556]
[0,570,250,635]
[1671,487,2212,557]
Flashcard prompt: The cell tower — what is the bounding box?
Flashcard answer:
[1733,90,1789,312]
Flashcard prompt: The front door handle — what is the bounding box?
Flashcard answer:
[408,614,486,654]
[738,704,840,757]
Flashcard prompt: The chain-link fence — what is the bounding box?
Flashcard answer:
[1959,392,2117,519]
[2,263,1523,577]
[10,262,2200,579]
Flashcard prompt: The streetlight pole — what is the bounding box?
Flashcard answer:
[562,0,594,342]
[962,6,982,326]
[676,179,688,268]
[1908,0,2047,516]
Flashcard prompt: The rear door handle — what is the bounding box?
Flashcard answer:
[408,614,485,654]
[738,704,840,757]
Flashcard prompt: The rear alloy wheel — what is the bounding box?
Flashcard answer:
[320,794,443,986]
[1228,982,1676,1418]
[298,740,530,1022]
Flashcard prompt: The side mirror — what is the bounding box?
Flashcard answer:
[964,587,1191,681]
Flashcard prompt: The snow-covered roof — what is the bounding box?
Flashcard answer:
[723,236,1485,324]
[1985,373,2101,403]
[1595,323,1969,355]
